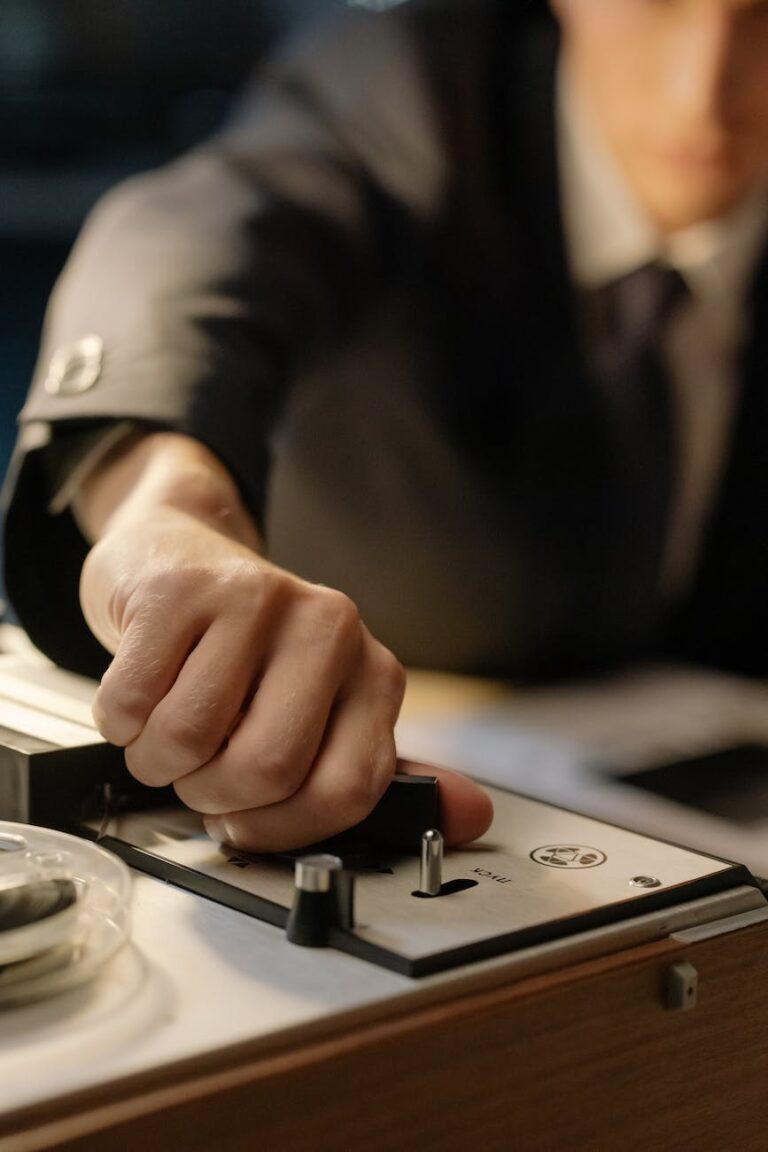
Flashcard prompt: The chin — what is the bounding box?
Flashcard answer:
[633,171,754,232]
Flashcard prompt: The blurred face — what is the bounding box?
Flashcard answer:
[552,0,768,231]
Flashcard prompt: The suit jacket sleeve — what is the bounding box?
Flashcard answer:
[2,6,446,674]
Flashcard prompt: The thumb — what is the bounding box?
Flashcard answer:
[79,536,128,654]
[396,759,494,847]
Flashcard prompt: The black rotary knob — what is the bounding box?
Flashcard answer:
[286,853,354,947]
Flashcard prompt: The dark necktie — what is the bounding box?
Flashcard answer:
[589,262,689,589]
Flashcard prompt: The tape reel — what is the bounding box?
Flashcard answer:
[0,822,131,1007]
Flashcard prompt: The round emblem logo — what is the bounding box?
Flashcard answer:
[530,845,606,869]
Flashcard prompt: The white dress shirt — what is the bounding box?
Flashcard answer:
[557,65,768,599]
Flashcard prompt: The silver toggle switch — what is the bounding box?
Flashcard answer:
[419,829,443,897]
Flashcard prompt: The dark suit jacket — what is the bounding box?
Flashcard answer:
[4,0,768,681]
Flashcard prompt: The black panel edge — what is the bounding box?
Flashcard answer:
[80,831,290,931]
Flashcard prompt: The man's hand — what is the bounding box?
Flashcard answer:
[75,433,493,852]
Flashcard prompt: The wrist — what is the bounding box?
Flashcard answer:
[74,432,261,551]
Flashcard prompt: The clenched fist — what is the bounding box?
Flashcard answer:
[75,433,493,851]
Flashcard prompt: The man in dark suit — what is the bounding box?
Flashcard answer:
[3,0,768,850]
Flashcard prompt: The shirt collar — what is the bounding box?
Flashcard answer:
[557,60,768,310]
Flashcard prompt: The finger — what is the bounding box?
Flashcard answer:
[396,760,494,846]
[206,758,494,852]
[172,619,350,813]
[173,640,347,811]
[203,641,404,850]
[92,607,202,747]
[124,616,263,787]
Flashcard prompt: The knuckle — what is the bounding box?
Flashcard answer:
[161,710,217,762]
[369,733,398,788]
[312,588,361,651]
[336,741,394,826]
[375,647,406,704]
[127,566,206,633]
[135,565,189,609]
[329,588,361,630]
[336,779,375,827]
[250,744,308,804]
[93,678,150,745]
[108,680,152,722]
[220,559,267,611]
[217,563,292,635]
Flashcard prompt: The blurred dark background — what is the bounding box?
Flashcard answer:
[0,0,354,597]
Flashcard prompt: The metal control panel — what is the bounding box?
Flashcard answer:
[83,786,755,977]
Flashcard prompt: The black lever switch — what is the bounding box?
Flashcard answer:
[276,773,440,868]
